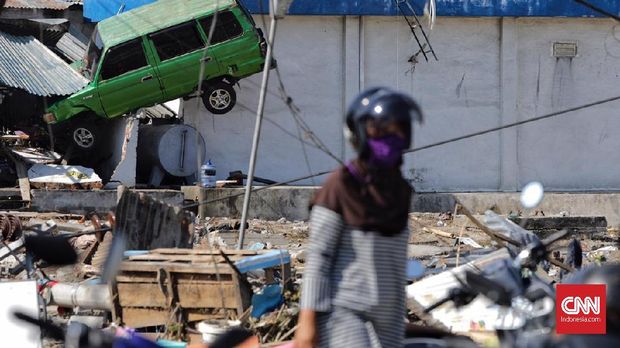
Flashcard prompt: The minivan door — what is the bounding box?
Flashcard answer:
[97,38,164,118]
[148,21,219,100]
[199,10,261,76]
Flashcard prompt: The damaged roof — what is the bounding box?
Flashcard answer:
[0,31,87,96]
[55,26,88,62]
[3,0,80,10]
[97,0,234,46]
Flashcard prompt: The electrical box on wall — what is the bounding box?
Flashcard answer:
[553,42,578,58]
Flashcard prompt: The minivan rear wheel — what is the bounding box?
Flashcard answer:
[202,82,236,114]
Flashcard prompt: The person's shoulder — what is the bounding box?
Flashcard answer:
[322,166,348,189]
[310,166,349,213]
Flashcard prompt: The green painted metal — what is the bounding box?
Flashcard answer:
[97,0,235,47]
[46,0,265,124]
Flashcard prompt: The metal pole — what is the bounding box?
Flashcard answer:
[238,0,278,249]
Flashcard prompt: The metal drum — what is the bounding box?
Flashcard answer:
[137,124,205,183]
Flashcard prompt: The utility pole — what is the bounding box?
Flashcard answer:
[238,0,287,249]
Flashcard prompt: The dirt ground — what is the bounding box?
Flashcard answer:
[199,212,620,271]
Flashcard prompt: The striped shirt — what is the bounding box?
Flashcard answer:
[301,205,408,314]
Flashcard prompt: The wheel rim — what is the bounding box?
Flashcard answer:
[208,88,231,110]
[73,127,94,148]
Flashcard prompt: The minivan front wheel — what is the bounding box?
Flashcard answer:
[202,82,236,114]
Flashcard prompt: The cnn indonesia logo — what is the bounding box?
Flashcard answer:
[556,284,606,335]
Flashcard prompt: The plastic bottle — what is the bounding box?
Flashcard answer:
[201,159,216,188]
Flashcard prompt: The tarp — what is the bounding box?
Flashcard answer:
[83,0,155,22]
[83,0,620,21]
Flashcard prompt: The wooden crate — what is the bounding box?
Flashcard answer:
[114,248,260,328]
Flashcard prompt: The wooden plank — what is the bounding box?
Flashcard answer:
[117,272,234,283]
[15,162,30,202]
[122,307,218,328]
[119,261,235,274]
[117,283,241,309]
[127,254,249,263]
[151,248,260,256]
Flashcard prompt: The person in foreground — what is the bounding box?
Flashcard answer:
[294,87,424,348]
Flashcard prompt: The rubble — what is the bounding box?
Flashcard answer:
[28,164,103,190]
[0,204,618,347]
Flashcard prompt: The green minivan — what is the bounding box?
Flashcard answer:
[45,0,268,151]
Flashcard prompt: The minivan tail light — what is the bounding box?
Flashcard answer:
[43,112,56,123]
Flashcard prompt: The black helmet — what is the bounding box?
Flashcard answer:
[345,87,423,158]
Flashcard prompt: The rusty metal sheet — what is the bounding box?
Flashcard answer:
[115,190,194,250]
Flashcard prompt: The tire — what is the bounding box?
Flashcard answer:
[202,82,236,114]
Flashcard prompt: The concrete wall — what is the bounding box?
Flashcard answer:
[183,186,620,227]
[184,16,620,192]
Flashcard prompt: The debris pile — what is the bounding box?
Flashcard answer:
[1,201,619,347]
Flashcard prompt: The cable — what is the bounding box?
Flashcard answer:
[234,92,316,185]
[404,94,620,154]
[182,170,330,209]
[235,100,322,149]
[184,95,620,212]
[573,0,620,22]
[256,0,343,165]
[273,67,344,164]
[242,65,344,165]
[194,1,220,184]
[237,80,336,161]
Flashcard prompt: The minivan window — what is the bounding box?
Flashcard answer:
[199,11,244,45]
[99,39,148,81]
[150,21,204,61]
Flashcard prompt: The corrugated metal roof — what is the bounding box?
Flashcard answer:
[0,31,87,96]
[4,0,79,10]
[98,0,234,47]
[55,25,88,62]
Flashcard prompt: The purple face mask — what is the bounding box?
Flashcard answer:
[368,135,407,168]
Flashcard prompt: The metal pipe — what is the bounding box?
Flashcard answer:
[49,283,112,310]
[238,0,278,249]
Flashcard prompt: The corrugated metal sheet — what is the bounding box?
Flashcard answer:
[142,104,177,119]
[0,31,87,96]
[55,25,88,62]
[4,0,79,10]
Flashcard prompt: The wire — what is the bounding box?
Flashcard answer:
[235,100,321,149]
[256,0,344,166]
[184,95,620,212]
[404,94,620,154]
[573,0,620,22]
[182,170,330,209]
[272,67,345,165]
[194,1,220,183]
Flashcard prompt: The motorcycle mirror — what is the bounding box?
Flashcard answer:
[465,271,513,306]
[520,181,544,209]
[24,235,77,265]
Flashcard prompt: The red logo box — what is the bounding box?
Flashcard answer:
[556,284,606,335]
